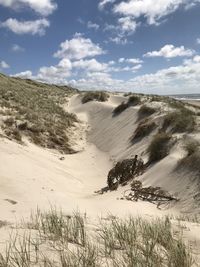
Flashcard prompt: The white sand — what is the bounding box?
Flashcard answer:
[0,93,200,262]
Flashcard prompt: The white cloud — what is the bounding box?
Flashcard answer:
[144,44,194,58]
[197,38,200,44]
[118,16,137,34]
[54,34,105,60]
[13,54,200,94]
[0,60,10,69]
[72,59,108,72]
[108,36,128,45]
[113,0,185,25]
[87,21,99,30]
[118,58,125,63]
[0,0,57,16]
[98,0,116,10]
[118,58,143,65]
[0,18,50,35]
[11,44,24,52]
[13,70,32,79]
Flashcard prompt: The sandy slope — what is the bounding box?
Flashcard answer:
[0,94,169,224]
[0,93,200,263]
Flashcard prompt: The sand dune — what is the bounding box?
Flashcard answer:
[0,93,200,264]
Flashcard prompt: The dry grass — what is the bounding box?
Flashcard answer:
[0,208,193,267]
[81,91,109,104]
[163,109,196,133]
[131,120,157,142]
[0,74,78,153]
[177,140,200,174]
[113,95,141,116]
[138,105,156,119]
[148,132,172,163]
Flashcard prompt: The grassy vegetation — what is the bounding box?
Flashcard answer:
[0,208,193,267]
[177,140,200,174]
[138,104,157,119]
[163,109,196,133]
[127,95,141,105]
[0,74,78,153]
[81,91,109,104]
[131,120,157,142]
[148,132,172,162]
[113,95,141,116]
[112,101,129,115]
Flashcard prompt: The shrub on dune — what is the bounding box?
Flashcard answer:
[148,132,172,163]
[81,91,109,104]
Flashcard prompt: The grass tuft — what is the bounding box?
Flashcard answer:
[81,91,109,104]
[131,120,157,142]
[163,110,196,133]
[138,104,156,119]
[148,132,172,162]
[0,209,193,267]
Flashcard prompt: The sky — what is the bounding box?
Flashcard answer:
[1,0,200,94]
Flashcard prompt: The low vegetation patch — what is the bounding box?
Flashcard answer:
[81,91,109,104]
[131,120,157,142]
[138,104,157,119]
[113,95,141,116]
[112,101,129,115]
[0,75,77,153]
[148,132,172,163]
[177,140,200,174]
[163,109,196,133]
[127,95,141,105]
[0,208,193,267]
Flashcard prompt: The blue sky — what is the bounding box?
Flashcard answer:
[1,0,200,94]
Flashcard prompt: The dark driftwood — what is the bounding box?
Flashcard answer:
[122,180,179,207]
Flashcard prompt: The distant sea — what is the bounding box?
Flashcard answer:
[168,94,200,101]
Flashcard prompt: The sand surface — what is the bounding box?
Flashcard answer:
[0,93,200,263]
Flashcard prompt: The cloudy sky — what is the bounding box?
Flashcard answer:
[1,0,200,94]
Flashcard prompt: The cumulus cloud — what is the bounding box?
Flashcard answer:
[0,60,10,69]
[13,54,200,94]
[119,57,143,64]
[0,0,57,16]
[11,44,24,52]
[144,44,194,58]
[87,21,100,30]
[13,70,32,79]
[0,18,50,35]
[113,0,186,25]
[54,34,105,60]
[118,16,137,34]
[98,0,116,10]
[72,59,108,72]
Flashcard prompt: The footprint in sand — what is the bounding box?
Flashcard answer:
[4,199,17,205]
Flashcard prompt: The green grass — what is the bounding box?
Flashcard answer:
[81,91,109,104]
[0,208,193,267]
[148,132,172,162]
[0,74,78,153]
[163,109,196,133]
